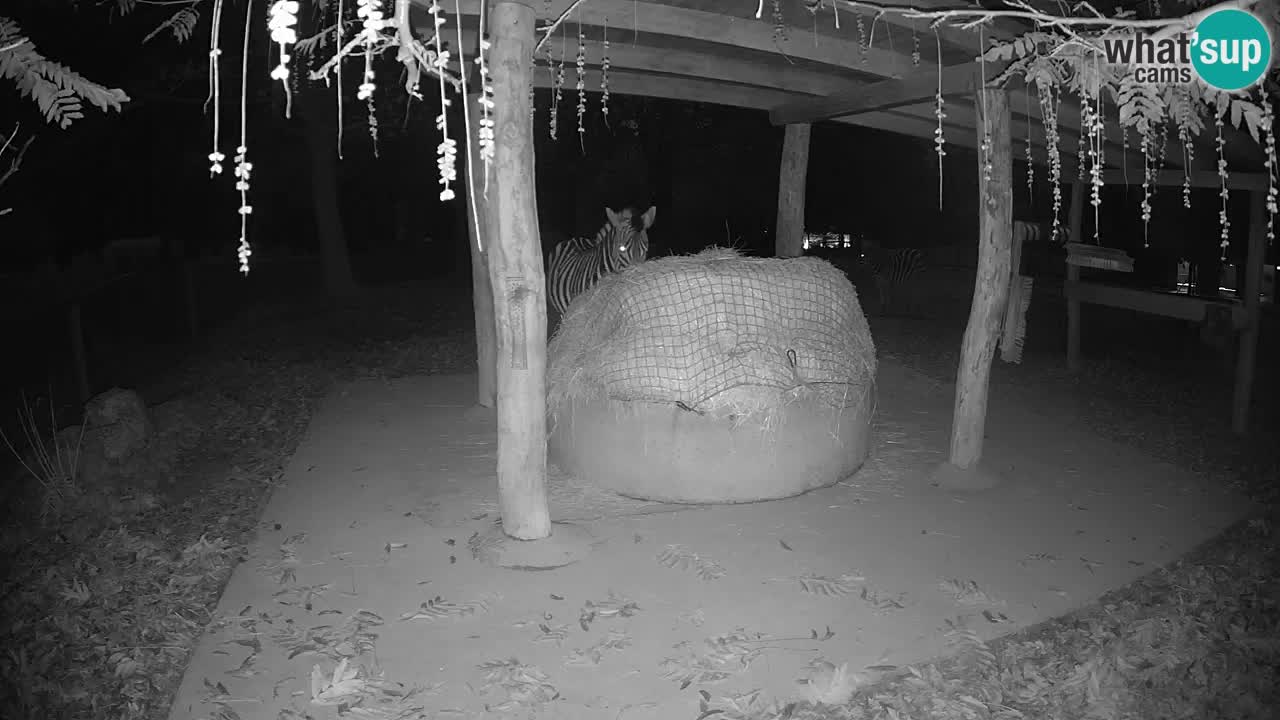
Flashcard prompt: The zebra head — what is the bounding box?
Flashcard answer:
[601,205,657,268]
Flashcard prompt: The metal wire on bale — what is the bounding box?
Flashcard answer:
[546,247,877,432]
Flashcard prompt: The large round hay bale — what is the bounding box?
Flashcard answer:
[546,248,876,504]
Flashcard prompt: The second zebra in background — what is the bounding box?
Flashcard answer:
[546,204,657,324]
[860,239,926,316]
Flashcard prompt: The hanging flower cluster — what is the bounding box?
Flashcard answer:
[600,17,611,126]
[932,32,945,208]
[427,0,456,200]
[1216,115,1231,261]
[234,142,253,273]
[1180,123,1195,209]
[1076,114,1087,182]
[476,29,495,181]
[267,1,300,116]
[549,34,565,140]
[1263,100,1277,246]
[856,14,868,65]
[1024,93,1034,199]
[1081,97,1103,206]
[771,0,787,42]
[1037,84,1062,231]
[234,0,254,275]
[576,21,587,151]
[356,0,386,101]
[1139,129,1153,245]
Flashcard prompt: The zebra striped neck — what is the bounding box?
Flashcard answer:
[546,208,654,318]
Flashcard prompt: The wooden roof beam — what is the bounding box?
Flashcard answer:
[452,28,859,99]
[555,70,1269,192]
[821,0,1026,57]
[769,60,1014,125]
[435,0,916,78]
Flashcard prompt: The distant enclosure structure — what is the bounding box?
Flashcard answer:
[410,0,1273,544]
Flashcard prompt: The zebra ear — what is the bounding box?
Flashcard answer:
[641,205,657,229]
[605,207,623,227]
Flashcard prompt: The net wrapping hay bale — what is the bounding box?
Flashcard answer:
[546,248,878,504]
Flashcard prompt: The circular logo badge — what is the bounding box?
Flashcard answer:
[1190,9,1272,91]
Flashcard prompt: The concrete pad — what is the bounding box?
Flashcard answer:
[167,363,1255,720]
[471,520,596,569]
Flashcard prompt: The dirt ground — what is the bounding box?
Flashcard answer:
[164,358,1254,720]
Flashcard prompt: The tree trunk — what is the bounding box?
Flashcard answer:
[465,89,498,409]
[774,123,811,258]
[487,0,551,541]
[301,110,358,299]
[948,87,1012,472]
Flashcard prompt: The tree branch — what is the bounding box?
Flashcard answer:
[0,124,34,217]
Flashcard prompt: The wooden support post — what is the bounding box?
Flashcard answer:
[487,0,551,541]
[68,302,90,404]
[1066,178,1086,372]
[1231,190,1267,434]
[938,87,1012,489]
[465,89,498,409]
[775,122,811,258]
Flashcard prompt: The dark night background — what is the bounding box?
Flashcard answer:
[0,0,1274,417]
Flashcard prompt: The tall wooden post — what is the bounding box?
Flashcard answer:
[464,89,498,409]
[1066,178,1086,371]
[487,0,551,541]
[936,86,1012,490]
[1231,189,1267,434]
[775,123,811,258]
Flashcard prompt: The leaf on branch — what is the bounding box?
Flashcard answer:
[1165,84,1205,139]
[1231,98,1265,144]
[142,8,200,46]
[1116,73,1163,135]
[981,32,1054,63]
[1,17,130,128]
[1023,56,1066,90]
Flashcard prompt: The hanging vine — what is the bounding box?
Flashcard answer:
[770,0,788,42]
[576,19,587,153]
[856,13,868,65]
[1264,98,1278,246]
[1216,114,1231,261]
[549,27,565,141]
[152,0,1280,271]
[600,16,611,127]
[233,0,254,275]
[476,0,495,196]
[206,0,225,177]
[428,0,456,201]
[932,29,945,209]
[267,0,299,118]
[1024,88,1034,201]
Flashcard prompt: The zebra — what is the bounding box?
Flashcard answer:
[859,239,925,316]
[546,204,657,320]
